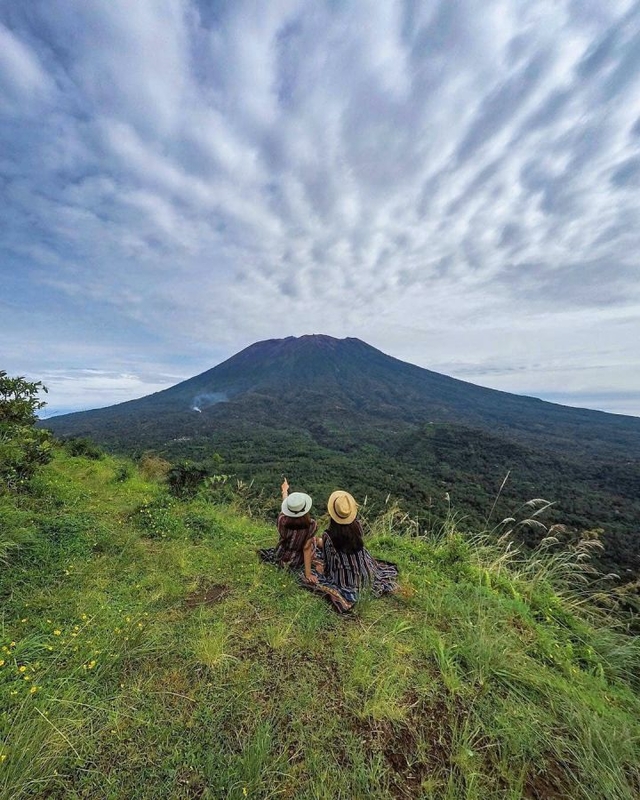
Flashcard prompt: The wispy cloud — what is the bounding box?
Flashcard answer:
[1,0,640,415]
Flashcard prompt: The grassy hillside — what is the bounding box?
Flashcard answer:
[1,450,639,799]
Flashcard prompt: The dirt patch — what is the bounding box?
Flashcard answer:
[349,693,468,799]
[185,582,230,609]
[523,758,570,799]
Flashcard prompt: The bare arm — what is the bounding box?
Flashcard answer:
[303,537,317,583]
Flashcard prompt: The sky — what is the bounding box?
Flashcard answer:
[1,0,640,418]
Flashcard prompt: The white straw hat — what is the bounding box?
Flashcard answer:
[281,491,313,518]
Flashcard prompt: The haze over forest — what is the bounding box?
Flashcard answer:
[2,1,640,417]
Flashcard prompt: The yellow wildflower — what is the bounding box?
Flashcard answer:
[23,675,31,681]
[0,754,6,762]
[53,630,61,636]
[21,618,28,623]
[0,660,4,667]
[30,686,39,694]
[10,642,16,648]
[18,665,26,673]
[81,614,87,620]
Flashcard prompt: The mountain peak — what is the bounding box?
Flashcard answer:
[242,334,365,354]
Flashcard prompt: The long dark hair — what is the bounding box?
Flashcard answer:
[326,518,364,555]
[282,512,313,529]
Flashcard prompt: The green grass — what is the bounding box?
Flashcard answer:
[1,450,639,799]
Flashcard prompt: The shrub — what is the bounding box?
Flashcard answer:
[139,453,171,482]
[167,462,208,498]
[63,437,104,459]
[0,371,52,492]
[113,463,133,482]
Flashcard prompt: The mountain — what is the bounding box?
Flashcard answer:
[44,335,640,576]
[45,334,640,454]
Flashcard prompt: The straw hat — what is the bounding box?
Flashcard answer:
[327,490,358,525]
[281,491,313,518]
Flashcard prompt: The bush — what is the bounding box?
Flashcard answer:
[63,437,104,459]
[139,453,171,482]
[0,371,53,492]
[167,462,208,498]
[113,463,133,482]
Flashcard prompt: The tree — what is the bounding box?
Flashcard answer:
[0,371,53,490]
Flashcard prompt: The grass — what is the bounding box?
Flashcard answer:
[0,449,639,799]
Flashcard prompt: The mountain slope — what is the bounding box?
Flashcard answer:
[46,334,640,457]
[43,335,640,576]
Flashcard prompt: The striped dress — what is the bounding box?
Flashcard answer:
[307,528,399,614]
[259,513,318,570]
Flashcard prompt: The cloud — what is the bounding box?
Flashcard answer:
[36,369,177,416]
[0,22,51,106]
[1,0,640,416]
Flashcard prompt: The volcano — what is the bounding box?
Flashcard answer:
[45,334,640,457]
[44,335,640,575]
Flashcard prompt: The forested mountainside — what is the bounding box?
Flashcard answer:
[44,335,640,578]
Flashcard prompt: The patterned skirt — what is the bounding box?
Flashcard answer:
[259,538,398,614]
[302,538,399,614]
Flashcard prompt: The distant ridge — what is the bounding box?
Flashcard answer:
[46,334,640,460]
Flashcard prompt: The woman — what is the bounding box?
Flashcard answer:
[259,477,318,582]
[306,490,399,613]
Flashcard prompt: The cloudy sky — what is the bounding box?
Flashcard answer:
[2,0,640,417]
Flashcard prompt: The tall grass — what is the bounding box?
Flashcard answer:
[1,450,639,799]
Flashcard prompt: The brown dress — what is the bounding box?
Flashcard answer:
[259,513,318,570]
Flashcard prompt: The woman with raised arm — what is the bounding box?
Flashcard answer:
[304,490,399,613]
[258,477,319,583]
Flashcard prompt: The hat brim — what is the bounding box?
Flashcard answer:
[327,490,358,525]
[281,493,313,517]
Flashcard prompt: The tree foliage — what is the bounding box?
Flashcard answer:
[0,371,53,491]
[167,461,208,498]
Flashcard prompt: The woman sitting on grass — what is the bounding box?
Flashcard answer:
[305,490,399,614]
[259,478,319,583]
